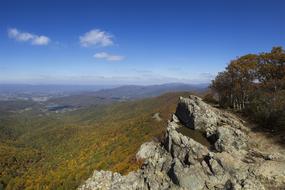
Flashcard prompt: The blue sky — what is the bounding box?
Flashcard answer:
[0,0,284,85]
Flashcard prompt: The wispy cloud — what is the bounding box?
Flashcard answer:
[8,28,50,45]
[199,72,216,80]
[94,52,125,61]
[133,69,153,74]
[80,29,113,47]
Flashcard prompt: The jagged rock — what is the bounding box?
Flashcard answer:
[242,178,266,190]
[78,95,285,190]
[255,161,285,188]
[214,125,248,153]
[136,142,159,160]
[172,114,180,123]
[176,95,249,134]
[172,159,208,189]
[175,96,219,133]
[208,158,224,175]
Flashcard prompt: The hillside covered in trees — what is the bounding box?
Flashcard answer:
[0,92,194,190]
[211,47,285,129]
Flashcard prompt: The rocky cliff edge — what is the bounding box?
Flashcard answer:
[78,95,285,190]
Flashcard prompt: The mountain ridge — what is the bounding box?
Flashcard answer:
[47,83,207,107]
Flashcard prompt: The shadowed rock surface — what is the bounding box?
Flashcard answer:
[78,95,285,190]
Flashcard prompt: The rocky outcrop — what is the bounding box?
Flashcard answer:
[78,95,285,190]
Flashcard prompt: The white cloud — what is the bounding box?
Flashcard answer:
[8,28,33,41]
[8,28,50,45]
[94,52,125,61]
[80,29,113,47]
[32,35,50,45]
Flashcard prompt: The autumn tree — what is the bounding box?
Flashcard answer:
[252,47,285,127]
[210,71,232,107]
[211,54,258,110]
[211,47,285,129]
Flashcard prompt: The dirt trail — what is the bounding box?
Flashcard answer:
[248,129,285,155]
[222,109,285,155]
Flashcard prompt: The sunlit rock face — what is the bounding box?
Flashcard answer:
[78,95,285,190]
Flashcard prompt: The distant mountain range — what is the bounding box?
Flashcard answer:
[87,83,208,99]
[47,83,209,107]
[0,83,207,94]
[0,84,117,94]
[0,83,209,110]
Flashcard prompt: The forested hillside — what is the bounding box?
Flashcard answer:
[211,47,285,129]
[0,92,194,190]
